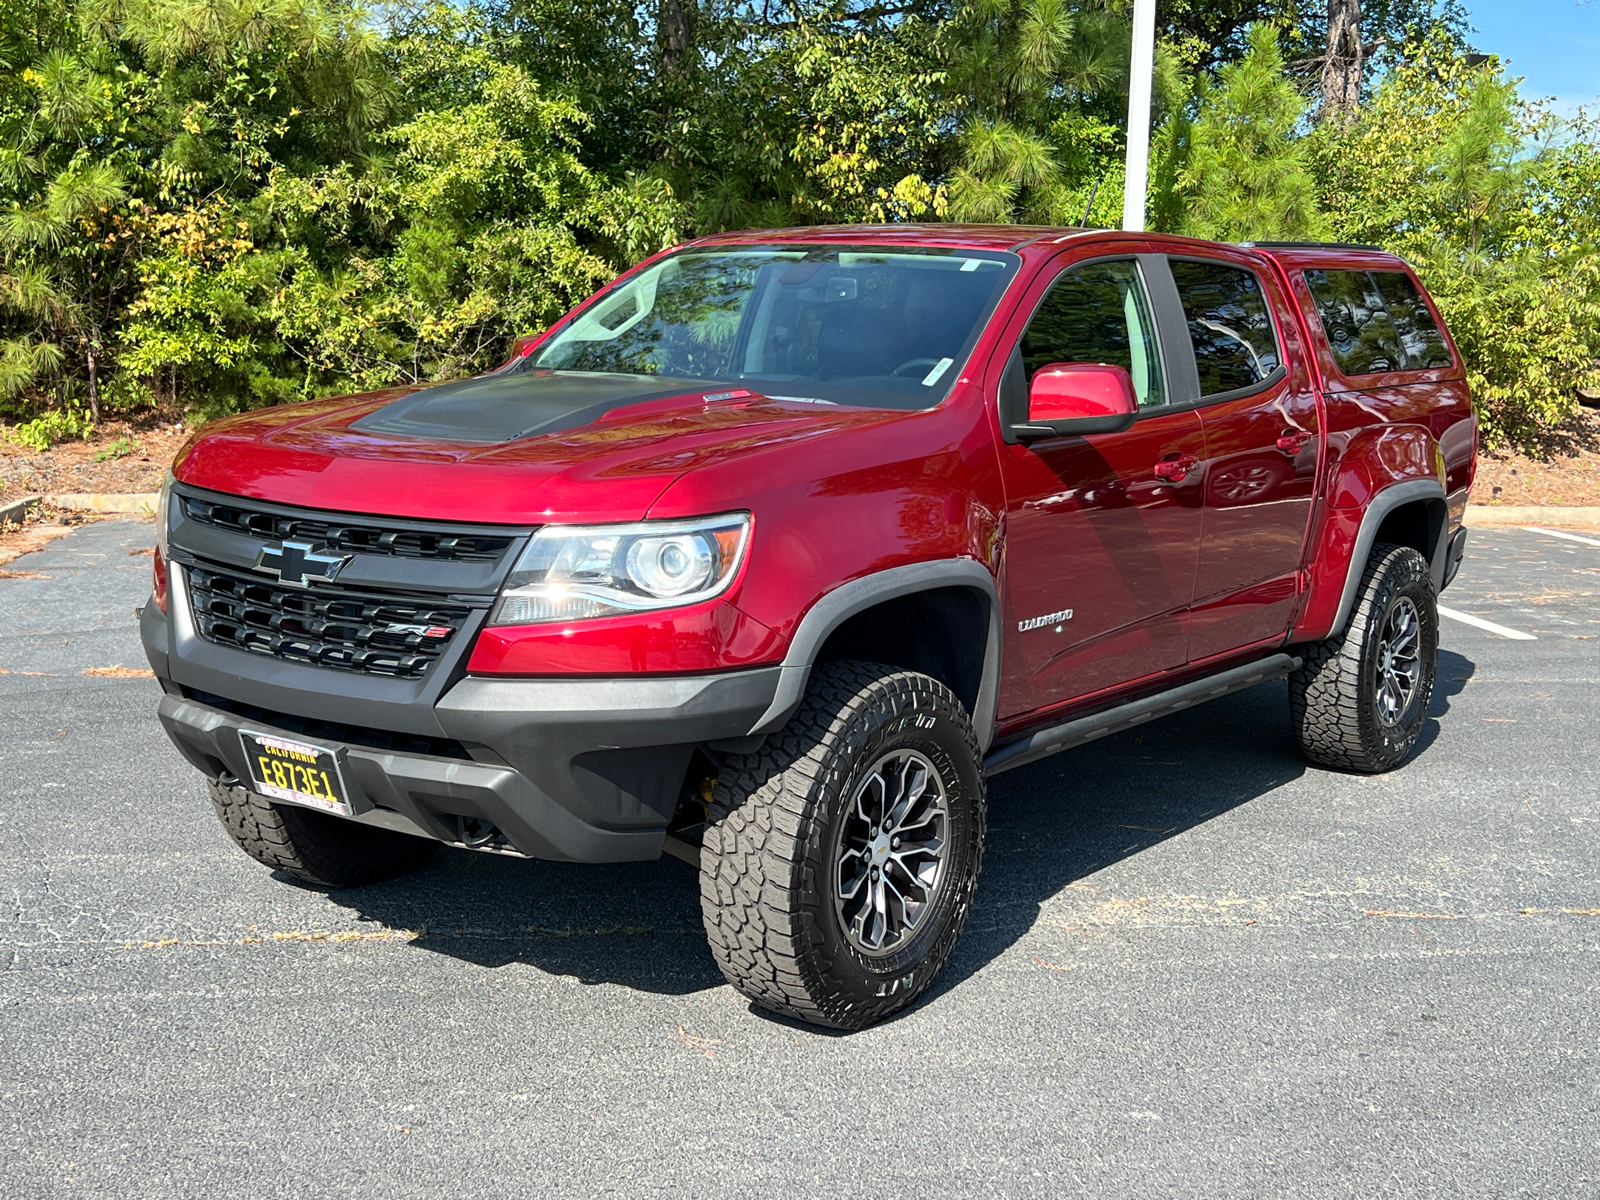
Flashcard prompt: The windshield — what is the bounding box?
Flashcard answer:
[527,246,1019,410]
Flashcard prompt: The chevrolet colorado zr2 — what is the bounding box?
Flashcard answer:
[142,227,1477,1029]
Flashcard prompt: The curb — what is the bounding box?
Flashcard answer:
[49,492,160,516]
[0,494,41,527]
[1465,505,1600,529]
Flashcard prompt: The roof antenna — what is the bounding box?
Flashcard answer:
[1079,178,1101,228]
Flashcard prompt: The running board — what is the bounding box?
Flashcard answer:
[982,653,1302,777]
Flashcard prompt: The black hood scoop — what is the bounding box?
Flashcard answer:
[350,369,717,444]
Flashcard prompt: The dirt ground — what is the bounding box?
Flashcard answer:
[0,414,188,566]
[1474,406,1600,506]
[1,413,191,504]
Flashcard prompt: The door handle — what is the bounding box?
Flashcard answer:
[1154,454,1200,482]
[1276,430,1314,456]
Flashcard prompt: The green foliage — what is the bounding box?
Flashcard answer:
[94,434,136,460]
[5,405,94,449]
[1309,44,1600,446]
[1163,24,1327,241]
[939,0,1184,225]
[0,0,1592,453]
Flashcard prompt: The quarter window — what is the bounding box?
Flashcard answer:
[1169,260,1282,397]
[1020,260,1165,408]
[1305,268,1452,375]
[1372,273,1451,368]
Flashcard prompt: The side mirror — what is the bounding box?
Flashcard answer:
[1017,363,1138,439]
[496,333,542,370]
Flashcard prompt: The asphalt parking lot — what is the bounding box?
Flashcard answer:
[2,520,1596,1199]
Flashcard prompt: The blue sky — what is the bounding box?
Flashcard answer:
[1466,0,1599,115]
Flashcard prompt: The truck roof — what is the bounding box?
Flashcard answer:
[691,224,1085,253]
[691,226,1412,271]
[1234,241,1412,271]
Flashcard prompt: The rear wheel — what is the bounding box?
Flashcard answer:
[699,662,986,1030]
[207,778,437,887]
[1289,543,1439,773]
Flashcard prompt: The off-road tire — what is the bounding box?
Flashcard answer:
[1290,543,1439,773]
[699,662,986,1030]
[207,778,437,888]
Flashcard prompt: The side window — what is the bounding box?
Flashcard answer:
[1020,260,1165,408]
[1304,269,1402,375]
[1370,271,1452,369]
[1169,260,1282,397]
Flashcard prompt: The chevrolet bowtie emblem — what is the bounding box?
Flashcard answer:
[255,540,352,588]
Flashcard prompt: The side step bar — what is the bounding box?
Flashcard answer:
[982,653,1302,777]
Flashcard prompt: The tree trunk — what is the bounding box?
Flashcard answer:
[1321,0,1363,120]
[655,0,697,168]
[85,341,101,425]
[659,0,695,79]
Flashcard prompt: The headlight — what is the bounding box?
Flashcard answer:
[156,471,174,556]
[152,472,174,613]
[489,513,751,626]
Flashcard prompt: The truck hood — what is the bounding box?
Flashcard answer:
[172,369,909,524]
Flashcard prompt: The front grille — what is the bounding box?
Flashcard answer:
[181,496,514,563]
[186,564,473,680]
[186,688,472,760]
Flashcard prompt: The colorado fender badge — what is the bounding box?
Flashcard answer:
[1018,608,1074,633]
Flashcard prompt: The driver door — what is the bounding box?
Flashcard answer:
[994,255,1206,724]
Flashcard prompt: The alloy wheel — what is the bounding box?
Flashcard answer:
[834,749,950,956]
[1374,596,1423,727]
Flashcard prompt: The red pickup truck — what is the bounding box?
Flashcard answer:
[143,227,1476,1029]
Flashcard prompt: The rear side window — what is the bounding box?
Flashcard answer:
[1168,260,1282,397]
[1304,269,1452,375]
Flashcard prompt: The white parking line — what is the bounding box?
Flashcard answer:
[1521,526,1600,548]
[1437,605,1538,640]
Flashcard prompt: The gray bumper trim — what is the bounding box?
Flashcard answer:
[154,665,782,864]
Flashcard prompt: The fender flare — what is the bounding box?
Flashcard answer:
[745,559,1003,751]
[1325,478,1449,638]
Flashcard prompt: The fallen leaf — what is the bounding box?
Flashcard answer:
[677,1025,726,1058]
[82,666,154,677]
[0,569,45,579]
[128,548,155,556]
[1364,909,1460,920]
[1482,717,1517,723]
[0,668,55,676]
[1031,954,1074,972]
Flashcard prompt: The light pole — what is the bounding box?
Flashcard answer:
[1122,0,1157,232]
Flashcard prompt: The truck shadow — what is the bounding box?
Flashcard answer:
[322,652,1477,1011]
[925,648,1476,1011]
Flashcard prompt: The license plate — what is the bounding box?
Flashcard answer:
[240,730,351,816]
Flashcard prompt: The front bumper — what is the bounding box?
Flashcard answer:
[143,583,781,863]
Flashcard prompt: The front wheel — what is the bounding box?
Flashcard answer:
[1289,543,1439,773]
[699,662,986,1029]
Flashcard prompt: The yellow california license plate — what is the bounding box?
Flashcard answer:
[240,730,351,816]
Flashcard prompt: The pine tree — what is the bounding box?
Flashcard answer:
[1174,24,1327,241]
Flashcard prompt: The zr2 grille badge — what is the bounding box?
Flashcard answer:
[254,540,353,588]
